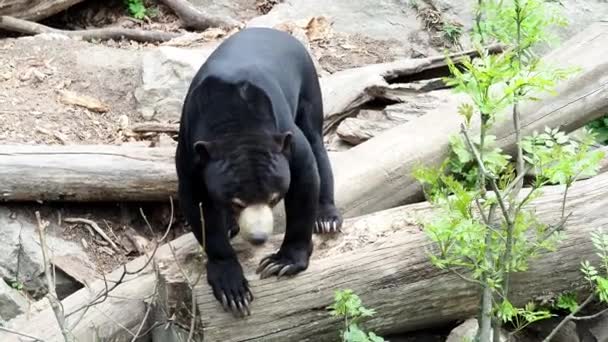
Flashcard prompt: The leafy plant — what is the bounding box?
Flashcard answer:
[10,281,23,291]
[124,0,148,20]
[327,289,385,342]
[442,22,464,46]
[555,292,578,314]
[585,114,608,145]
[413,0,605,341]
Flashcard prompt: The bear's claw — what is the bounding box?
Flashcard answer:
[207,259,253,318]
[314,204,343,234]
[256,246,310,279]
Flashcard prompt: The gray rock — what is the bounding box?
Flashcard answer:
[432,0,608,54]
[247,0,421,46]
[446,318,507,342]
[520,317,579,342]
[134,44,219,121]
[0,207,93,300]
[0,279,28,321]
[588,310,608,342]
[188,0,260,22]
[336,116,397,145]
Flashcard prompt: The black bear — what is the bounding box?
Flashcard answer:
[175,27,343,317]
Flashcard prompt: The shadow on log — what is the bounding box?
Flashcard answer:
[3,171,608,341]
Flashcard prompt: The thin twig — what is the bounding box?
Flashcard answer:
[168,240,204,341]
[0,326,45,341]
[542,293,595,342]
[449,268,486,287]
[130,284,156,342]
[35,211,73,342]
[461,124,512,227]
[64,217,119,251]
[571,307,608,320]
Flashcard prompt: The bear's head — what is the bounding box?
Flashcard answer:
[193,131,292,245]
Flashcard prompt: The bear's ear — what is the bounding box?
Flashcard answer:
[193,141,213,164]
[273,131,293,155]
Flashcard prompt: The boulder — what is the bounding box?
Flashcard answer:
[246,0,421,46]
[446,318,507,342]
[0,207,94,300]
[0,280,28,321]
[134,44,220,120]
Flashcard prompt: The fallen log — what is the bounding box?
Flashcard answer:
[3,167,607,341]
[0,0,83,22]
[0,145,177,202]
[319,44,504,131]
[0,15,180,43]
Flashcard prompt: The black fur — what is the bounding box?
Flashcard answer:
[175,27,342,317]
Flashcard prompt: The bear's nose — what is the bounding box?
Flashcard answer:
[247,232,268,245]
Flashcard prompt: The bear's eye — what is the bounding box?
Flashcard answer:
[231,198,247,212]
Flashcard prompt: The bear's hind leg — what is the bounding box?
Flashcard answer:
[296,100,343,234]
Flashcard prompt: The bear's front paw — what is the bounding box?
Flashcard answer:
[207,258,253,318]
[315,204,343,234]
[256,243,311,279]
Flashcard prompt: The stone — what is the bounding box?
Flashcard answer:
[188,0,260,22]
[133,44,219,121]
[519,316,579,342]
[446,318,507,342]
[0,207,94,300]
[0,279,28,321]
[336,116,397,145]
[587,310,608,342]
[247,0,421,46]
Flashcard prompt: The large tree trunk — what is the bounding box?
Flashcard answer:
[0,0,84,22]
[3,172,607,341]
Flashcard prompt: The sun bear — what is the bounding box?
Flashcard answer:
[175,27,343,317]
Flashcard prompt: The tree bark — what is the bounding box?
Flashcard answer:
[319,44,503,131]
[0,144,177,202]
[0,0,84,22]
[3,172,608,341]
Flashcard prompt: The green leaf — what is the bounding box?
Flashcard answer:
[556,292,578,313]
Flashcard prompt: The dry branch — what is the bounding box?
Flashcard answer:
[0,15,180,43]
[131,122,179,134]
[0,0,84,22]
[4,171,608,341]
[63,218,119,251]
[158,0,241,31]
